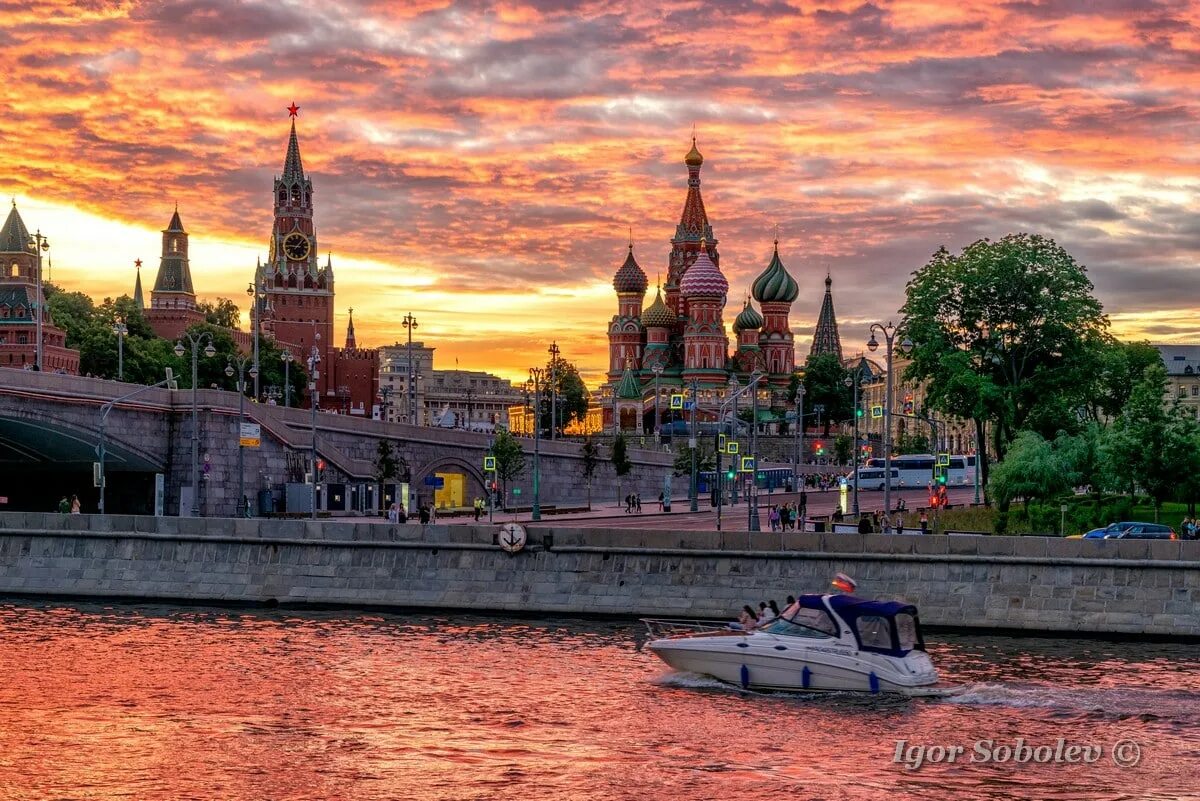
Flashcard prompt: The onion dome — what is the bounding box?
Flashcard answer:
[751,239,799,303]
[734,298,763,331]
[612,243,648,294]
[641,287,676,328]
[679,240,728,298]
[684,137,704,167]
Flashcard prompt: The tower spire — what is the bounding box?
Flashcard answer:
[133,259,144,311]
[810,266,843,362]
[345,307,356,350]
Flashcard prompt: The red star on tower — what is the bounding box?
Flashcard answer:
[287,102,300,118]
[134,258,142,268]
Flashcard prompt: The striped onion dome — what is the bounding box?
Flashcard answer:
[679,240,728,298]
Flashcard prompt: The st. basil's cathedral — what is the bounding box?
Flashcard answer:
[603,138,842,432]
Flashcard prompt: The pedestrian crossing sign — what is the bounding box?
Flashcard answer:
[484,456,497,471]
[871,405,884,419]
[727,441,740,455]
[740,456,756,473]
[670,394,684,410]
[937,452,950,467]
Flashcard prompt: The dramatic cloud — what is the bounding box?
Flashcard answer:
[1,0,1199,383]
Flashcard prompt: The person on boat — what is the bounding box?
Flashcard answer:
[736,605,758,630]
[768,599,781,618]
[757,602,776,625]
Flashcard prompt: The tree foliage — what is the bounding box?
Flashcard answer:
[901,234,1109,484]
[541,357,589,434]
[199,298,242,329]
[673,440,716,476]
[988,431,1074,508]
[489,428,525,501]
[373,440,399,512]
[794,353,851,435]
[580,436,601,508]
[1102,365,1200,514]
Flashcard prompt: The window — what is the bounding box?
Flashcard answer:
[855,615,894,650]
[895,614,920,651]
[170,237,178,253]
[1192,385,1198,397]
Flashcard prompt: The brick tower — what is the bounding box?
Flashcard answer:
[144,207,206,341]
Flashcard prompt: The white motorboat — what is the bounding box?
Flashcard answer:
[643,593,941,695]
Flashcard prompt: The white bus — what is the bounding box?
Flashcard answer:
[848,467,901,491]
[858,454,977,489]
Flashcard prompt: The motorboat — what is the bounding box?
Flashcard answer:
[643,591,941,695]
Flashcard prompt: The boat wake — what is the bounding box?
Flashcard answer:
[943,682,1200,723]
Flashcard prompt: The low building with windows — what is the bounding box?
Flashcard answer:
[377,341,522,429]
[1155,344,1200,418]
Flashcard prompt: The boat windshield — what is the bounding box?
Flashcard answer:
[772,604,838,637]
[895,613,920,651]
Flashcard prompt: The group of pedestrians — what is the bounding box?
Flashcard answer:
[624,493,642,514]
[56,495,81,514]
[766,503,805,532]
[855,508,930,534]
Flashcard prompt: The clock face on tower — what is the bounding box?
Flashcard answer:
[283,232,310,261]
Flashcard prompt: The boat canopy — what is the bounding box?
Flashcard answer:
[794,594,926,657]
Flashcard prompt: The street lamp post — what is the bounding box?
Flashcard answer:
[867,322,913,515]
[547,341,560,441]
[403,313,418,425]
[281,349,294,407]
[974,420,982,505]
[529,367,544,521]
[748,373,762,532]
[793,370,806,492]
[112,319,128,381]
[651,363,663,440]
[307,334,322,519]
[247,282,262,400]
[226,355,259,517]
[174,333,216,516]
[689,379,698,513]
[730,376,740,505]
[28,231,48,371]
[844,373,865,516]
[715,373,763,531]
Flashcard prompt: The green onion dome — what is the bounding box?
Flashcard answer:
[751,240,799,303]
[734,298,763,331]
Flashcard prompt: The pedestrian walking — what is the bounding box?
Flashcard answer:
[635,493,642,513]
[799,489,808,518]
[919,510,929,534]
[57,496,70,514]
[418,504,431,525]
[70,495,81,514]
[657,491,664,512]
[769,506,780,531]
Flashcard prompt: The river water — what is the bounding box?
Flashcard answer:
[0,600,1197,801]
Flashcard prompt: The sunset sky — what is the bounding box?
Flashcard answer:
[2,0,1198,385]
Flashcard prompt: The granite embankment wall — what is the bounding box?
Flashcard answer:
[0,512,1197,637]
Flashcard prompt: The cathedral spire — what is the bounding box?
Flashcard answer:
[675,136,712,243]
[810,267,843,362]
[345,307,356,350]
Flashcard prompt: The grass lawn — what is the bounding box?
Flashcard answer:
[878,499,1191,536]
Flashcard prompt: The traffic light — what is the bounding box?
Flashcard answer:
[815,442,824,455]
[904,394,914,415]
[856,407,864,418]
[937,471,947,485]
[726,470,735,480]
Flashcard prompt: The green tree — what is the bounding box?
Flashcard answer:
[542,357,589,434]
[489,428,525,507]
[796,353,851,435]
[902,234,1109,490]
[833,433,852,465]
[894,431,930,455]
[1103,365,1200,519]
[199,298,242,329]
[373,440,399,514]
[673,440,716,476]
[611,431,633,505]
[580,436,601,510]
[1055,423,1109,499]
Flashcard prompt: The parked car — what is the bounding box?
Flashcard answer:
[1104,522,1177,540]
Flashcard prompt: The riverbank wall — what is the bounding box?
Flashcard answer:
[0,512,1197,637]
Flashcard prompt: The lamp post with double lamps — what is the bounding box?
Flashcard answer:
[226,355,259,517]
[246,281,263,400]
[529,367,544,521]
[651,363,663,440]
[307,335,322,519]
[688,379,699,512]
[748,371,763,532]
[793,369,806,492]
[547,341,560,440]
[112,319,127,381]
[403,313,418,425]
[281,349,294,407]
[28,231,48,371]
[174,333,216,516]
[867,322,913,516]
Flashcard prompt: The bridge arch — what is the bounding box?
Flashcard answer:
[411,455,488,511]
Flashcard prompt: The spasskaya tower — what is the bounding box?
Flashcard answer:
[257,104,376,412]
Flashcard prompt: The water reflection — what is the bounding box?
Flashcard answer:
[0,600,1197,801]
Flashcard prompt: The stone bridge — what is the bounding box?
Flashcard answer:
[0,370,677,517]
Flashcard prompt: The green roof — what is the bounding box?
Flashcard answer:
[616,366,643,399]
